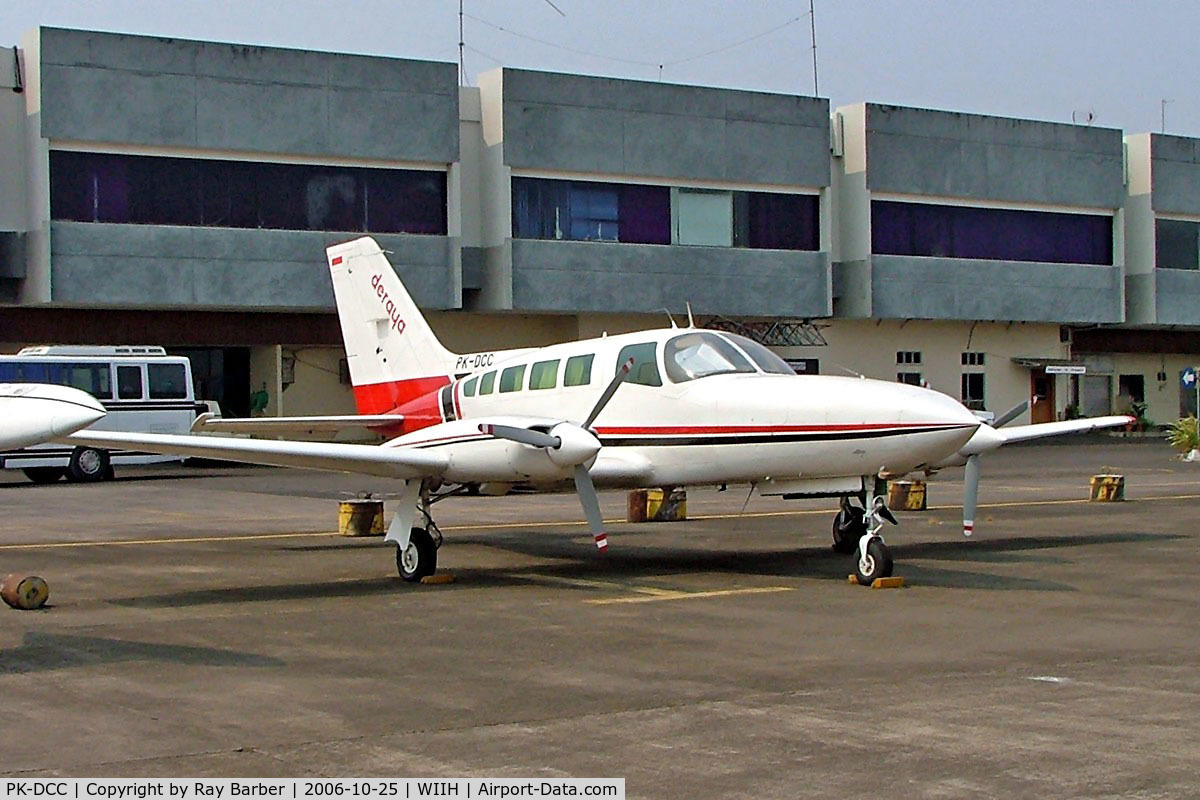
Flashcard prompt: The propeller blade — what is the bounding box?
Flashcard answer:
[991,400,1030,429]
[479,423,560,449]
[583,357,635,430]
[573,464,608,550]
[963,453,981,536]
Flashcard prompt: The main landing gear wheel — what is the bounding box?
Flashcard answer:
[855,537,894,586]
[66,446,109,483]
[396,526,438,582]
[832,506,865,554]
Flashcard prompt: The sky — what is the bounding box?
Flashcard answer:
[2,0,1198,137]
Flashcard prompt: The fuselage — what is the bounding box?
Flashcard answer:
[375,328,981,488]
[0,383,107,450]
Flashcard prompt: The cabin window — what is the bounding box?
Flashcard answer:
[148,363,188,399]
[721,334,795,375]
[663,332,755,383]
[499,365,526,393]
[564,354,594,387]
[463,377,478,397]
[529,360,559,390]
[478,371,496,395]
[616,342,662,387]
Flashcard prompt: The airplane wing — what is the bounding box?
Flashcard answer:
[992,415,1134,445]
[191,412,404,434]
[57,430,447,479]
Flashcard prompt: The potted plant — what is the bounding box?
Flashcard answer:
[1167,416,1199,461]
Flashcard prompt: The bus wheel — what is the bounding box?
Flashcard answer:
[23,467,66,484]
[67,447,110,483]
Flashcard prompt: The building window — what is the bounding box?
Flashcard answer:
[897,372,922,386]
[962,373,986,409]
[1156,219,1200,270]
[511,178,818,251]
[512,178,670,244]
[49,151,447,235]
[675,189,733,247]
[962,352,985,366]
[872,200,1112,265]
[897,351,922,365]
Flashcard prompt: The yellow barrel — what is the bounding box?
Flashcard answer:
[888,480,927,511]
[338,499,385,536]
[1089,474,1125,502]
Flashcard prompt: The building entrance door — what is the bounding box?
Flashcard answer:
[1031,369,1055,423]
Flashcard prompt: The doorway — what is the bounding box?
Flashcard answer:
[1031,369,1056,423]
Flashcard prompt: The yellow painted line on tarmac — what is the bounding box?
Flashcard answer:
[3,492,1199,552]
[0,530,337,551]
[585,586,794,605]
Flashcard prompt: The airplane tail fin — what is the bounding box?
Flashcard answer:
[326,237,457,414]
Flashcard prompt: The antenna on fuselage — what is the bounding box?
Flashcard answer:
[685,302,696,328]
[661,308,678,329]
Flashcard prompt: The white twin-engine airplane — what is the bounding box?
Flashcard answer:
[61,237,1131,585]
[1,383,106,450]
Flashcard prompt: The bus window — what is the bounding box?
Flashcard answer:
[117,365,143,399]
[148,363,188,399]
[528,359,559,390]
[478,371,496,395]
[616,342,662,387]
[499,364,526,393]
[59,363,113,399]
[463,376,478,397]
[564,354,593,387]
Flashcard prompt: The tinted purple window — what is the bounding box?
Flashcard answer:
[618,184,671,244]
[513,178,817,250]
[872,201,1112,265]
[49,152,446,235]
[741,192,819,250]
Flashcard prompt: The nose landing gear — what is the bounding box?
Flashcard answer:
[835,479,897,586]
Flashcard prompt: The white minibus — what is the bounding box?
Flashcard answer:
[0,345,203,482]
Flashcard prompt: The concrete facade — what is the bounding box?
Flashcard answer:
[834,103,1125,324]
[471,68,832,317]
[9,27,461,309]
[1124,132,1200,326]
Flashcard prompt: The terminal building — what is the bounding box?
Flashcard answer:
[1,26,1197,426]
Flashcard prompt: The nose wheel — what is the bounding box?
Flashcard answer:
[842,481,897,586]
[854,536,894,585]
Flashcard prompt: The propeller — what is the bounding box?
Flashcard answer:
[962,453,981,536]
[480,357,635,550]
[990,400,1030,429]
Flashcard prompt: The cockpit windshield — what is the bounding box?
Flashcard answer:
[721,333,796,375]
[663,332,756,383]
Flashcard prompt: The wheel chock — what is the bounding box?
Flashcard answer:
[871,577,905,589]
[847,574,905,589]
[420,573,455,585]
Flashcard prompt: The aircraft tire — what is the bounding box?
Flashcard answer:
[23,467,67,484]
[854,538,894,586]
[832,506,864,554]
[396,527,438,582]
[66,447,110,483]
